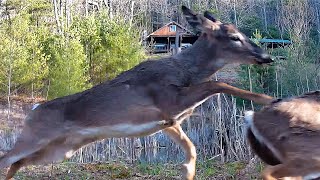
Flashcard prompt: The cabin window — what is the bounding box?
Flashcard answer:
[169,25,176,32]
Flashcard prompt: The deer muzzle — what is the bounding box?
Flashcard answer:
[254,53,274,64]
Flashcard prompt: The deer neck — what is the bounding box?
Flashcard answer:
[173,39,226,85]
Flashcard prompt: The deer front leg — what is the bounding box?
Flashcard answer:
[212,81,274,105]
[177,81,274,110]
[163,124,196,180]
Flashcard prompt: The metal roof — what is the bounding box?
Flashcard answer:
[146,21,195,38]
[258,38,292,44]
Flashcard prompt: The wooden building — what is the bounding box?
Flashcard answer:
[258,38,292,48]
[144,21,291,54]
[145,21,198,53]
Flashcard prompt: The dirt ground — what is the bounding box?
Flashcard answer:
[0,162,179,180]
[0,160,262,180]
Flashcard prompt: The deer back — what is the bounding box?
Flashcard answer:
[245,91,320,164]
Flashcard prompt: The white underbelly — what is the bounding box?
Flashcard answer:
[77,121,165,138]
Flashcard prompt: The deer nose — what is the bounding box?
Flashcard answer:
[255,53,273,64]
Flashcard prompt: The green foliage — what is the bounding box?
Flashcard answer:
[237,31,277,105]
[239,16,263,37]
[309,26,320,44]
[0,1,49,96]
[264,26,289,39]
[44,35,89,99]
[74,13,145,85]
[137,163,178,177]
[0,0,145,99]
[223,161,246,176]
[196,160,246,179]
[1,0,317,102]
[238,28,320,102]
[197,159,218,177]
[100,17,145,80]
[275,45,320,97]
[239,15,289,40]
[238,64,277,94]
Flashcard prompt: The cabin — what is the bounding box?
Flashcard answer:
[144,21,292,54]
[145,21,198,53]
[258,38,292,48]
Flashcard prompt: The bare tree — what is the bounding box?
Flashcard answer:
[280,0,314,45]
[53,0,62,34]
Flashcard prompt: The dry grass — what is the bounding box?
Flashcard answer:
[0,160,262,179]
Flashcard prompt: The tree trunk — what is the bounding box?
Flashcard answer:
[7,48,12,121]
[233,0,238,27]
[53,0,62,33]
[66,0,72,28]
[129,1,135,29]
[85,0,88,16]
[262,0,267,31]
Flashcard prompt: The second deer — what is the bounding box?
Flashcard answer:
[0,6,274,180]
[245,91,320,180]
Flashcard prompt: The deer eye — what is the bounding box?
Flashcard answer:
[230,36,241,41]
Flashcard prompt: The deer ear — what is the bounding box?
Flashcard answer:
[181,5,203,31]
[204,11,216,22]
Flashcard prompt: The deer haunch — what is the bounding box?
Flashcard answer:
[245,91,320,180]
[0,6,274,180]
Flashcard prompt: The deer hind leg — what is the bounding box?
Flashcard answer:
[163,124,196,180]
[0,125,55,169]
[5,159,24,180]
[21,135,96,165]
[262,159,320,180]
[0,139,62,179]
[4,141,70,180]
[3,135,96,179]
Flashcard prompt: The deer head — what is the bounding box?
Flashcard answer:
[181,6,272,68]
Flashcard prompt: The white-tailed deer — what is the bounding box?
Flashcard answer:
[0,6,274,180]
[245,91,320,180]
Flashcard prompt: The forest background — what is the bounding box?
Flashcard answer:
[0,0,319,179]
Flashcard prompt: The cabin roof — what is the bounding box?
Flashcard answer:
[258,38,292,44]
[147,21,195,38]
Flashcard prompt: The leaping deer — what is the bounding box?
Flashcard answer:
[0,6,274,180]
[245,91,320,180]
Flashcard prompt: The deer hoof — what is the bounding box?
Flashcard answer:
[262,170,277,180]
[181,163,195,180]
